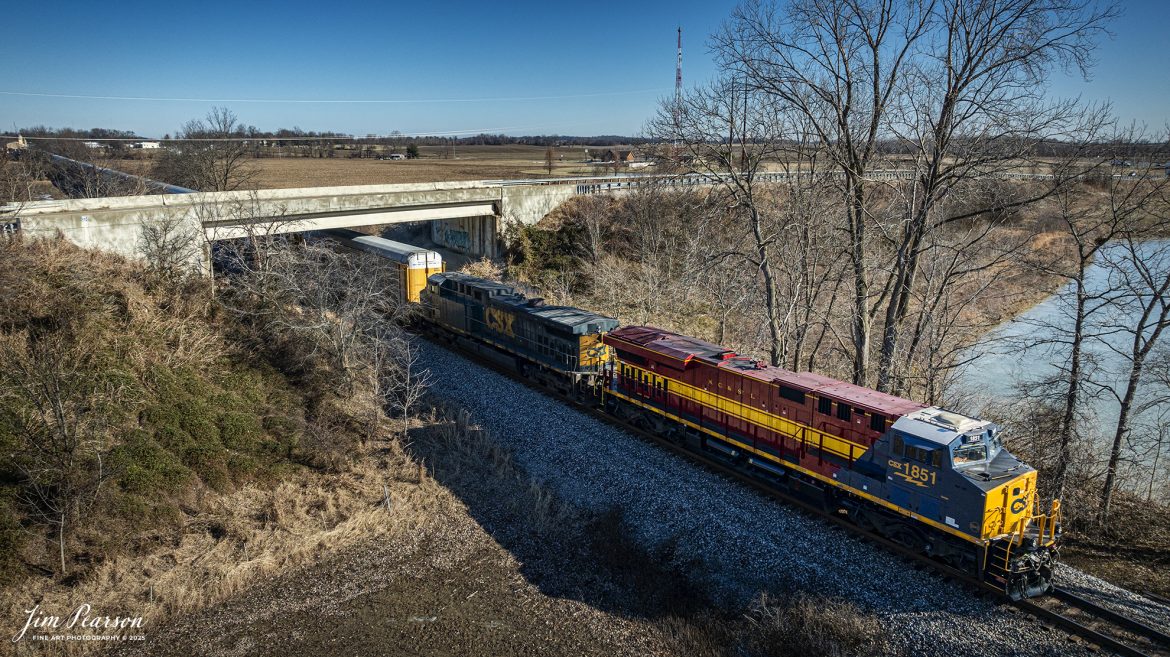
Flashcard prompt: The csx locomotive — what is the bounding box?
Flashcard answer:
[419,273,1061,600]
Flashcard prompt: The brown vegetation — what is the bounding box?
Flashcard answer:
[0,236,410,653]
[0,235,891,656]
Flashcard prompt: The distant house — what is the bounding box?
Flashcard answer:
[386,153,406,160]
[5,135,27,151]
[135,141,161,149]
[82,141,106,149]
[599,149,635,163]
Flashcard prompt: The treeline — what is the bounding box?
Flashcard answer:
[17,126,142,140]
[13,125,648,147]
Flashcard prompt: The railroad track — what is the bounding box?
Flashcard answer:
[1017,588,1170,657]
[418,330,1170,657]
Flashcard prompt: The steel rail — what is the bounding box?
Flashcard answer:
[1016,588,1170,657]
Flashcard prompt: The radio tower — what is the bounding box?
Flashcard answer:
[676,27,683,99]
[675,27,683,113]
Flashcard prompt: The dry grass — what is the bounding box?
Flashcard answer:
[459,257,505,281]
[413,406,581,535]
[0,414,455,656]
[744,593,893,657]
[106,145,638,191]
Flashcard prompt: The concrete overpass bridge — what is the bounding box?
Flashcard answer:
[1,169,1055,271]
[3,177,589,266]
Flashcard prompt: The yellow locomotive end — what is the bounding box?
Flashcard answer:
[982,470,1036,539]
[578,333,610,370]
[979,467,1060,550]
[404,253,444,303]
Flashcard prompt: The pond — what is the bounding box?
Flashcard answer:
[954,239,1170,462]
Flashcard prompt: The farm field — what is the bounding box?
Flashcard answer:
[110,144,642,190]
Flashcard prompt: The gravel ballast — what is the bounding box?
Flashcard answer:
[417,338,1170,657]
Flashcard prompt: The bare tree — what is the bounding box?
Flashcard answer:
[1009,133,1167,499]
[716,0,932,382]
[571,194,612,268]
[221,239,412,395]
[872,0,1116,394]
[1097,225,1170,522]
[36,141,148,198]
[374,332,433,439]
[137,210,207,291]
[0,318,127,574]
[152,107,258,191]
[648,77,791,364]
[715,0,1115,387]
[1,148,49,205]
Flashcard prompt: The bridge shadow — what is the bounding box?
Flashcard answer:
[401,409,715,622]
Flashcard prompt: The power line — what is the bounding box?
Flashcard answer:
[0,88,668,104]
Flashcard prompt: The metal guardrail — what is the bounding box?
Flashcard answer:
[480,169,1058,196]
[46,153,197,195]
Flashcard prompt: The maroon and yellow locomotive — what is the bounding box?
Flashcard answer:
[601,326,1060,599]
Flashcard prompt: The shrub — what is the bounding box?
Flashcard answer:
[141,404,181,429]
[227,452,260,480]
[176,398,220,445]
[745,593,891,657]
[182,441,230,491]
[209,391,248,413]
[112,430,191,494]
[154,425,195,452]
[218,411,263,451]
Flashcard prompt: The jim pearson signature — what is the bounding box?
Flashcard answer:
[12,604,145,642]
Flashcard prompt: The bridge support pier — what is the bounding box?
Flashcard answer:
[430,215,499,258]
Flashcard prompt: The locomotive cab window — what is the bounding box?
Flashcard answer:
[869,413,886,432]
[836,402,852,421]
[953,443,987,465]
[904,444,936,466]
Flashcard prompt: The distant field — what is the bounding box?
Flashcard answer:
[109,145,640,190]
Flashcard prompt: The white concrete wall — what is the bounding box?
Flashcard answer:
[4,178,608,268]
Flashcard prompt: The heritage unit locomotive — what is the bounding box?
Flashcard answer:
[602,326,1060,600]
[418,273,1061,599]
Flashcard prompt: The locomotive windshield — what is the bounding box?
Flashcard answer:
[953,442,987,465]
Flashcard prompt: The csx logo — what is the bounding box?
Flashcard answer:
[486,308,514,337]
[1010,497,1028,514]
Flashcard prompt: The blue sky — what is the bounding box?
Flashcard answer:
[0,0,1166,138]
